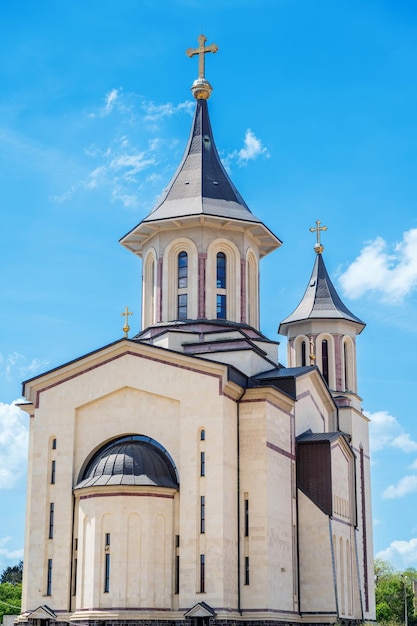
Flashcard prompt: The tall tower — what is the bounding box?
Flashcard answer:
[120,36,280,331]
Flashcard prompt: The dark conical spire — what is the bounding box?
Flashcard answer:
[279,252,365,334]
[142,99,262,224]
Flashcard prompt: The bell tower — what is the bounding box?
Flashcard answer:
[279,221,365,411]
[120,35,281,331]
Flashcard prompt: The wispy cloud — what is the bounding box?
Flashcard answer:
[377,537,417,569]
[143,100,194,122]
[338,228,417,303]
[0,401,28,490]
[366,409,417,454]
[0,352,49,383]
[383,475,417,499]
[0,536,23,565]
[225,129,269,169]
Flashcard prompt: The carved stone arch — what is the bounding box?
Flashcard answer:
[316,333,336,389]
[206,238,241,322]
[342,336,356,393]
[294,334,310,367]
[246,247,259,328]
[163,238,198,321]
[143,247,157,328]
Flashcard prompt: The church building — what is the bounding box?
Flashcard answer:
[18,35,375,626]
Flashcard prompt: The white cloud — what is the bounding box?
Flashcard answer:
[0,536,23,563]
[143,100,194,122]
[225,129,269,169]
[0,401,28,490]
[366,409,417,454]
[377,537,417,569]
[339,228,417,302]
[0,352,49,384]
[383,475,417,499]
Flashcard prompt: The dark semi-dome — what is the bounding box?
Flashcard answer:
[76,436,178,489]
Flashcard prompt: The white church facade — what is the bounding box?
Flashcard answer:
[18,35,375,626]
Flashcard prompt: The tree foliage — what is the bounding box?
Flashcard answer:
[375,558,417,626]
[0,561,23,585]
[0,582,22,622]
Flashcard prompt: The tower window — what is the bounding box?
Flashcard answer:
[48,503,54,539]
[200,496,205,534]
[322,339,329,384]
[46,559,53,595]
[200,554,205,592]
[52,438,57,450]
[200,451,205,477]
[175,555,180,594]
[344,342,349,391]
[178,251,188,288]
[105,533,110,547]
[200,429,205,441]
[301,341,306,367]
[216,252,226,288]
[178,294,188,319]
[217,294,226,319]
[244,498,249,537]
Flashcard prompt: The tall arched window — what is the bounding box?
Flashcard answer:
[344,341,349,391]
[178,251,188,319]
[322,339,329,384]
[301,341,306,367]
[216,252,226,319]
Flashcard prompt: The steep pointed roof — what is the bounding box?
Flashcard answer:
[279,252,365,334]
[120,99,281,257]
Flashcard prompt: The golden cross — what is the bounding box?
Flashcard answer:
[121,306,133,338]
[309,220,327,253]
[186,34,219,79]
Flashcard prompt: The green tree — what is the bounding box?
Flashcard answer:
[0,561,23,585]
[0,582,22,622]
[375,558,417,626]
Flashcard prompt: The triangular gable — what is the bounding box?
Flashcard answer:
[184,601,216,618]
[26,605,56,620]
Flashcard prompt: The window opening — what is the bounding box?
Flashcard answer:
[244,498,249,537]
[200,429,205,441]
[301,341,306,367]
[245,556,250,585]
[178,251,188,288]
[51,460,56,484]
[216,294,226,319]
[52,438,57,450]
[48,503,54,539]
[200,496,205,534]
[178,294,188,319]
[200,451,205,477]
[216,252,226,288]
[322,339,329,384]
[200,554,205,592]
[104,553,110,593]
[47,559,53,595]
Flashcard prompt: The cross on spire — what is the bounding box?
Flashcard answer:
[309,220,327,254]
[121,306,133,338]
[186,34,218,79]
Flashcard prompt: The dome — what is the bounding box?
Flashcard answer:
[76,436,178,489]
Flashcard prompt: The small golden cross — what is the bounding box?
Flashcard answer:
[121,306,133,338]
[186,34,219,79]
[309,219,327,253]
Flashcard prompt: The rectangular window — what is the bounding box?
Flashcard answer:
[48,502,54,539]
[175,555,180,594]
[200,496,205,534]
[105,532,110,547]
[175,534,180,548]
[52,438,57,449]
[245,556,250,585]
[178,252,188,288]
[178,294,188,319]
[47,559,53,595]
[216,254,226,288]
[72,558,77,596]
[244,498,249,537]
[216,294,226,319]
[200,554,205,593]
[104,553,110,593]
[51,460,56,484]
[200,451,205,477]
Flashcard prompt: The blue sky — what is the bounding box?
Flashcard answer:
[1,0,417,574]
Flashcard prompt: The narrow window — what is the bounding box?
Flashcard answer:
[178,251,188,288]
[244,498,249,537]
[301,341,306,367]
[178,294,188,319]
[47,559,53,595]
[344,342,349,391]
[245,556,250,585]
[216,294,226,319]
[216,252,226,288]
[175,555,180,594]
[104,553,110,593]
[200,554,205,593]
[322,339,329,384]
[175,534,180,548]
[51,460,56,484]
[52,438,57,450]
[48,503,54,539]
[200,496,205,534]
[73,557,77,596]
[105,533,111,547]
[200,451,205,477]
[200,429,205,441]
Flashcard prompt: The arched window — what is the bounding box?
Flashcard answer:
[216,252,227,319]
[322,339,329,384]
[301,341,306,367]
[178,251,188,319]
